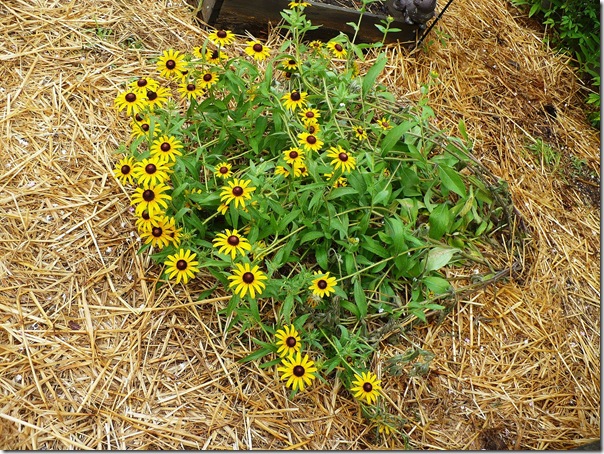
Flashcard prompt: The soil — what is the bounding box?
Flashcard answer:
[313,0,390,16]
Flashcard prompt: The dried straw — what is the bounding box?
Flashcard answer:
[0,0,599,449]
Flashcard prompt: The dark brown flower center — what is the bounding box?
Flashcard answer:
[211,50,220,59]
[147,90,158,101]
[187,83,196,91]
[217,30,227,38]
[293,365,305,377]
[142,189,155,202]
[285,72,292,78]
[152,226,163,237]
[307,125,316,134]
[125,93,136,102]
[335,43,343,52]
[253,43,263,52]
[166,59,176,70]
[232,186,244,197]
[142,211,150,220]
[338,152,348,162]
[145,163,157,174]
[176,259,188,270]
[242,272,255,284]
[286,336,297,348]
[363,382,373,393]
[219,166,229,174]
[180,70,189,76]
[160,142,171,152]
[306,135,317,145]
[290,91,301,101]
[289,150,299,159]
[121,165,131,175]
[137,78,147,87]
[288,59,296,66]
[227,235,240,246]
[305,111,315,118]
[203,73,213,82]
[317,279,327,289]
[141,123,149,131]
[135,113,144,122]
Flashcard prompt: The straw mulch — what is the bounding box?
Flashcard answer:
[0,0,599,449]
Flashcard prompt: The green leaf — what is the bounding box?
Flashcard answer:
[316,242,329,269]
[362,53,387,96]
[428,203,451,240]
[353,280,367,319]
[424,247,457,272]
[380,121,412,154]
[422,275,452,294]
[438,165,467,197]
[384,216,406,254]
[327,187,358,200]
[372,187,391,206]
[300,230,324,244]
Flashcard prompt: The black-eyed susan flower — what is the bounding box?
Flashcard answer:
[214,162,233,179]
[299,108,321,125]
[309,270,337,298]
[305,121,320,135]
[129,76,160,95]
[199,71,220,89]
[131,183,172,217]
[275,325,302,358]
[327,145,356,173]
[288,1,311,8]
[144,86,170,110]
[150,135,184,163]
[244,41,270,61]
[350,371,382,405]
[308,40,323,50]
[298,132,323,152]
[156,49,186,79]
[113,156,136,185]
[324,172,347,187]
[130,114,151,139]
[283,147,305,167]
[376,117,392,130]
[131,156,171,187]
[208,29,236,46]
[281,58,298,71]
[164,248,200,285]
[220,178,256,209]
[353,126,368,140]
[140,215,176,249]
[212,229,252,260]
[274,165,290,177]
[281,90,308,111]
[327,41,347,58]
[227,263,268,299]
[277,352,317,392]
[114,90,146,116]
[135,210,156,233]
[178,79,206,101]
[201,47,229,64]
[293,163,308,178]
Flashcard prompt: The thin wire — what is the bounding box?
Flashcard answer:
[414,0,456,49]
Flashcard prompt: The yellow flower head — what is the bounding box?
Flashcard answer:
[308,270,337,298]
[208,29,236,46]
[327,40,347,58]
[277,352,318,392]
[326,145,356,173]
[350,371,382,405]
[297,132,323,152]
[227,262,268,299]
[199,71,220,89]
[212,229,252,260]
[274,325,302,358]
[113,156,136,185]
[130,183,172,217]
[220,178,256,209]
[283,147,305,166]
[150,135,184,163]
[281,90,308,111]
[299,108,321,125]
[245,41,271,61]
[132,156,171,187]
[140,215,177,249]
[214,161,233,179]
[129,77,160,95]
[156,49,186,79]
[114,90,146,116]
[164,248,200,285]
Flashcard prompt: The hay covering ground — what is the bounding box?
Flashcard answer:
[0,0,599,449]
